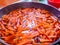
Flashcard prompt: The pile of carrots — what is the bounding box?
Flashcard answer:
[0,8,60,45]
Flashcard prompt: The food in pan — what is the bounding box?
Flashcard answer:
[0,8,60,45]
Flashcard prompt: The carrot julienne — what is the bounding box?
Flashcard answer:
[0,8,60,45]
